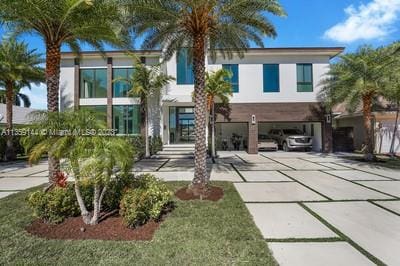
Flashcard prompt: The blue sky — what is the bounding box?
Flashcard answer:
[1,0,399,110]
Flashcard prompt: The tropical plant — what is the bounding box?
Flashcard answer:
[382,43,400,157]
[0,0,131,183]
[204,69,233,159]
[0,88,31,107]
[22,109,134,225]
[0,38,44,161]
[130,0,285,194]
[116,57,174,157]
[319,46,391,161]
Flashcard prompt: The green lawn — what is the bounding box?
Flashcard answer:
[0,182,277,265]
[343,155,400,170]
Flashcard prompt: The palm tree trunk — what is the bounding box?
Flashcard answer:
[46,42,61,185]
[5,81,16,161]
[145,99,150,157]
[191,35,208,192]
[389,102,399,157]
[74,182,91,225]
[362,93,375,161]
[211,102,216,160]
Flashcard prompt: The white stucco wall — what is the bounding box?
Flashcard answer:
[60,59,75,111]
[164,53,331,103]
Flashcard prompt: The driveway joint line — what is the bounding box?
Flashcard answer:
[278,170,333,201]
[230,163,247,182]
[156,159,170,172]
[265,237,343,243]
[298,202,386,266]
[323,171,399,199]
[368,200,400,217]
[259,154,296,170]
[329,162,398,181]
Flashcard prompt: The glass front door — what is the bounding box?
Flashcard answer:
[169,107,195,144]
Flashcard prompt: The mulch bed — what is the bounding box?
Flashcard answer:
[175,186,224,201]
[26,216,161,241]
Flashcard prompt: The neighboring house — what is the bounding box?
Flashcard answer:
[0,104,37,127]
[333,102,400,154]
[59,47,344,154]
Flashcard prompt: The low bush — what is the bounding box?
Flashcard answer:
[120,174,173,227]
[129,136,145,159]
[150,135,163,155]
[27,184,80,223]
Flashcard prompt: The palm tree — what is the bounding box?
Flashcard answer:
[382,43,400,157]
[0,87,32,108]
[320,46,390,161]
[204,69,233,160]
[0,38,44,161]
[22,109,134,225]
[117,57,174,157]
[0,0,131,182]
[130,0,285,195]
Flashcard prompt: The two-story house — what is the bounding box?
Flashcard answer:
[60,47,344,154]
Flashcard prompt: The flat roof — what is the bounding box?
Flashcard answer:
[61,47,345,59]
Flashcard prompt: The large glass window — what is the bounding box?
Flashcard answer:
[79,105,107,123]
[263,64,280,92]
[176,49,194,85]
[297,64,313,92]
[113,68,134,97]
[222,64,239,93]
[112,105,141,135]
[80,69,107,98]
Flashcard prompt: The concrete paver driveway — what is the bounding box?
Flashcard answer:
[130,151,400,265]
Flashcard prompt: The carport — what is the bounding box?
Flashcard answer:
[216,122,248,151]
[258,122,323,152]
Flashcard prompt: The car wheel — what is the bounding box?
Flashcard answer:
[283,142,289,152]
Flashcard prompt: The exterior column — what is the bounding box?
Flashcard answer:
[73,58,80,110]
[323,114,333,153]
[107,57,113,129]
[248,115,258,154]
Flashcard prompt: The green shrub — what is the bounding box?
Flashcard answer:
[128,136,145,159]
[120,174,172,227]
[150,135,163,155]
[27,184,80,223]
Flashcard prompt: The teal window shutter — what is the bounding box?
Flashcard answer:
[263,64,280,92]
[222,64,239,93]
[297,64,313,92]
[177,49,194,84]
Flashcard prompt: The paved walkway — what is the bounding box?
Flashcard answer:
[0,161,48,199]
[1,152,400,265]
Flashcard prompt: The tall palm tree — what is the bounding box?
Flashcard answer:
[130,0,285,195]
[0,87,32,108]
[0,38,44,161]
[204,69,233,160]
[382,43,400,157]
[117,57,174,157]
[320,46,390,161]
[0,0,131,182]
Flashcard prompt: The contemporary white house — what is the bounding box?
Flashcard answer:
[60,47,344,154]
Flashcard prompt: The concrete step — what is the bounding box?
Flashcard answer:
[158,150,194,155]
[163,147,195,151]
[152,154,195,159]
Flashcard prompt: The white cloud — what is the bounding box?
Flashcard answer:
[324,0,400,43]
[20,83,47,110]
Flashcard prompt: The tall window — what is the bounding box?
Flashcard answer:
[80,69,107,98]
[297,64,313,92]
[223,64,239,93]
[263,64,280,92]
[176,49,194,85]
[112,105,141,135]
[79,105,107,123]
[113,68,134,97]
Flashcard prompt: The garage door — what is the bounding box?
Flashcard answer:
[258,122,323,152]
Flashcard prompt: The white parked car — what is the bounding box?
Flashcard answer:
[258,134,278,151]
